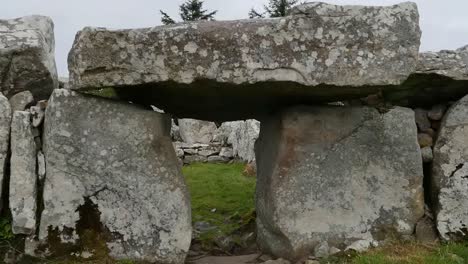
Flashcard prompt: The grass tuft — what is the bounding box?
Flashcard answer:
[322,241,468,264]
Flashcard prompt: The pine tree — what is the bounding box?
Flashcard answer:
[160,0,217,25]
[160,11,176,25]
[248,8,264,19]
[249,0,300,19]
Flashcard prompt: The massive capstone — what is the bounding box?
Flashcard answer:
[432,94,468,241]
[40,89,191,263]
[256,106,424,261]
[68,2,420,120]
[0,15,58,99]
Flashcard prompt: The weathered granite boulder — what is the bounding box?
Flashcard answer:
[68,2,420,120]
[256,106,424,261]
[40,89,191,263]
[432,94,468,241]
[10,111,37,235]
[0,94,11,212]
[178,119,217,144]
[0,16,58,99]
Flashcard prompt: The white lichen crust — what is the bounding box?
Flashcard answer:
[0,15,58,98]
[10,111,37,235]
[69,2,420,89]
[432,94,468,240]
[40,89,191,263]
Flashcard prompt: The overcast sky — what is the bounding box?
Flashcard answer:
[2,0,468,76]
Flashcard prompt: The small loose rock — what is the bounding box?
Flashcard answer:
[418,133,434,148]
[415,108,431,132]
[428,104,447,121]
[421,147,434,163]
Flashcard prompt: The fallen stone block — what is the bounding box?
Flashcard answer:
[432,94,468,241]
[256,105,424,261]
[40,89,191,263]
[0,16,58,99]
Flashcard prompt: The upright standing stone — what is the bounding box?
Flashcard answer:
[220,120,260,162]
[10,111,37,235]
[68,2,420,120]
[256,106,424,261]
[40,89,191,263]
[432,94,468,241]
[0,16,58,99]
[0,94,11,212]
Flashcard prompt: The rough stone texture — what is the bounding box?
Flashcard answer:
[417,133,433,148]
[10,111,37,235]
[68,3,420,120]
[171,119,182,142]
[219,120,260,162]
[256,106,424,261]
[432,94,468,241]
[414,108,431,132]
[417,45,468,80]
[0,93,11,212]
[9,91,34,111]
[415,217,438,243]
[421,147,433,163]
[387,45,468,106]
[41,89,191,263]
[30,100,47,128]
[37,151,46,181]
[219,147,234,158]
[0,16,58,99]
[428,104,447,121]
[179,119,217,144]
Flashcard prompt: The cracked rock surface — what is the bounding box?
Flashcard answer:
[255,105,424,261]
[40,89,191,263]
[68,2,420,120]
[432,94,468,241]
[0,15,58,99]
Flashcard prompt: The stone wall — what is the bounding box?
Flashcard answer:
[172,119,260,164]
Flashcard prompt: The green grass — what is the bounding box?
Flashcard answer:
[0,217,14,241]
[182,162,256,249]
[322,242,468,264]
[82,88,118,99]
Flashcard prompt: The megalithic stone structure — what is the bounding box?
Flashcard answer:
[67,2,421,120]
